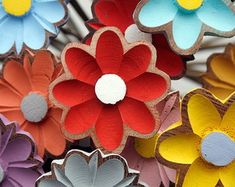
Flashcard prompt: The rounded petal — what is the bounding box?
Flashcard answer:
[219,161,235,187]
[94,159,125,187]
[96,30,123,74]
[173,12,202,50]
[53,80,95,107]
[118,44,152,82]
[159,134,200,164]
[37,179,65,187]
[207,86,234,100]
[118,97,155,134]
[1,136,32,163]
[138,0,177,27]
[64,153,91,186]
[187,94,221,137]
[1,110,25,125]
[64,47,102,85]
[3,60,31,96]
[31,51,55,93]
[8,168,40,187]
[33,1,65,23]
[95,105,123,151]
[0,16,17,54]
[221,101,235,129]
[64,99,103,135]
[183,158,219,187]
[23,15,45,50]
[42,117,66,156]
[197,0,235,32]
[126,72,168,102]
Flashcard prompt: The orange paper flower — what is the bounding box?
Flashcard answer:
[50,27,170,153]
[157,89,235,187]
[202,44,235,100]
[0,50,66,157]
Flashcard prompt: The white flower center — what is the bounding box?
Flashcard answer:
[0,165,4,183]
[124,24,152,43]
[95,74,126,104]
[201,132,235,166]
[20,93,48,123]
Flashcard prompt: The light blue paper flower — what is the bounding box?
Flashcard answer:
[0,0,67,56]
[134,0,235,55]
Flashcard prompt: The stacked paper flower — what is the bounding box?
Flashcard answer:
[0,0,233,186]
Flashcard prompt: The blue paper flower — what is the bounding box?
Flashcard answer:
[134,0,235,55]
[0,0,67,56]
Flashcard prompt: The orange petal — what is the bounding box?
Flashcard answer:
[31,51,55,94]
[3,60,31,96]
[48,107,62,123]
[1,109,25,125]
[208,87,234,100]
[42,117,66,156]
[23,53,32,78]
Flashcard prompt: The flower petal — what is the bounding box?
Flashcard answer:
[0,16,17,54]
[197,0,235,32]
[187,94,221,137]
[159,134,200,164]
[64,99,103,135]
[8,168,40,187]
[31,50,55,93]
[127,72,168,102]
[37,179,65,187]
[53,80,95,107]
[1,110,25,125]
[65,153,91,186]
[94,159,125,187]
[1,136,32,163]
[64,47,102,85]
[221,101,235,129]
[173,12,202,50]
[118,44,152,82]
[118,97,155,134]
[96,30,123,74]
[183,158,219,187]
[138,0,177,27]
[23,15,45,50]
[3,60,31,96]
[42,117,65,156]
[33,1,65,23]
[219,161,235,187]
[95,105,123,151]
[207,86,234,100]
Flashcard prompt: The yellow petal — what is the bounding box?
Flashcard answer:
[159,134,200,164]
[187,94,221,137]
[219,161,235,187]
[202,76,234,90]
[183,158,219,187]
[207,87,234,101]
[221,101,235,130]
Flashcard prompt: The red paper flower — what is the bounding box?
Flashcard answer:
[86,0,189,79]
[50,27,170,153]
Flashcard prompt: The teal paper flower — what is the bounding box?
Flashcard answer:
[134,0,235,55]
[0,0,67,57]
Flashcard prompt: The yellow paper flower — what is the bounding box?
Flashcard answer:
[202,44,235,100]
[157,89,235,187]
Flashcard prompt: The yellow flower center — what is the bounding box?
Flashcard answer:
[2,0,32,17]
[176,0,203,11]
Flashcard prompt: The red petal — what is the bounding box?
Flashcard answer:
[152,34,185,78]
[96,30,123,74]
[95,105,123,151]
[118,97,155,134]
[53,80,95,107]
[64,99,103,135]
[118,44,152,82]
[93,0,139,32]
[127,73,168,102]
[65,47,102,85]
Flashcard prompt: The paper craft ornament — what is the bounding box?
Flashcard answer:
[36,149,145,187]
[0,50,66,157]
[121,92,180,186]
[49,27,170,153]
[0,114,43,187]
[156,89,235,187]
[0,0,68,57]
[134,0,235,55]
[86,0,190,79]
[202,44,235,100]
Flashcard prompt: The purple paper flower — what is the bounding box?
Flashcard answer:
[0,114,43,186]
